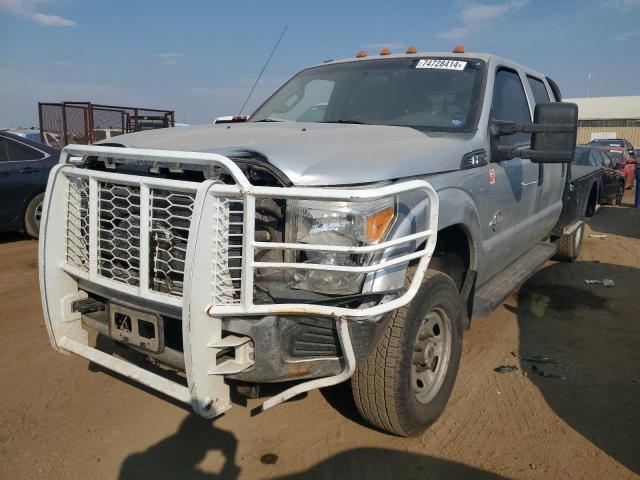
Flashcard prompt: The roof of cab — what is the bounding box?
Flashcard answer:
[314,51,547,79]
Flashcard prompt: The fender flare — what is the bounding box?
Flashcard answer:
[363,186,482,294]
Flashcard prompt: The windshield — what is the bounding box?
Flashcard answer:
[250,57,486,132]
[605,150,623,162]
[590,139,623,147]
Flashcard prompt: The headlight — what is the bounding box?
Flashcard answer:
[287,197,395,295]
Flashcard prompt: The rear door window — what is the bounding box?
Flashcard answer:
[526,76,551,106]
[545,77,562,101]
[0,140,8,163]
[4,139,42,161]
[589,151,602,167]
[491,68,532,146]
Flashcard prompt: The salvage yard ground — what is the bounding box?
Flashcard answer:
[1,191,639,480]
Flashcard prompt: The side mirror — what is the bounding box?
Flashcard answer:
[213,115,249,124]
[491,102,578,163]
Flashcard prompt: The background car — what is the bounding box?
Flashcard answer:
[573,145,625,205]
[597,146,636,189]
[0,131,59,238]
[2,128,43,144]
[588,137,635,153]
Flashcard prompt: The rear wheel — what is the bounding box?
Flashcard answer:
[553,222,584,262]
[351,269,464,437]
[24,193,45,239]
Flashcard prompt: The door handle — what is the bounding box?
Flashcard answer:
[19,167,38,174]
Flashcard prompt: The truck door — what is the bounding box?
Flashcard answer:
[478,67,540,281]
[525,75,565,236]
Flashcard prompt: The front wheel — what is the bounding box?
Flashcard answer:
[351,269,464,437]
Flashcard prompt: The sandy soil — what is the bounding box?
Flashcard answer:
[1,191,639,480]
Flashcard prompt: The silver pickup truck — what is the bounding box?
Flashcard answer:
[40,49,578,436]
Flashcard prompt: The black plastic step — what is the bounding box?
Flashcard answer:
[473,242,556,317]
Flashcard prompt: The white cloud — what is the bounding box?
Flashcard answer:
[0,0,75,26]
[154,53,183,65]
[604,0,640,10]
[28,11,75,26]
[438,0,528,39]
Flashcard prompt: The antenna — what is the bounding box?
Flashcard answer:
[238,26,287,115]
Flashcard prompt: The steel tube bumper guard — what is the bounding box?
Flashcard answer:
[40,145,439,418]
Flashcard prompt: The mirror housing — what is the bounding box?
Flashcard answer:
[491,102,578,163]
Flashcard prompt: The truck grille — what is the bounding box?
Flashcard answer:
[63,172,244,302]
[66,177,90,271]
[64,174,205,299]
[98,183,141,286]
[150,189,195,296]
[211,197,244,305]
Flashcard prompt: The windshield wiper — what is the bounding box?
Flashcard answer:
[322,119,368,125]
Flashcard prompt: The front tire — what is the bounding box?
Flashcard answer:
[351,269,464,437]
[24,193,45,239]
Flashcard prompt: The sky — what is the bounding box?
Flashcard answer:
[1,0,639,128]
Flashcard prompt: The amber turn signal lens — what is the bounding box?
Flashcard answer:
[452,45,465,53]
[366,207,395,243]
[406,46,417,54]
[356,50,367,58]
[379,47,391,55]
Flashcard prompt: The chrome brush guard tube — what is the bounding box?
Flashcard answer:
[40,145,439,417]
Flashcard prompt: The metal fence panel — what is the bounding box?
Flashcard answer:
[38,102,175,148]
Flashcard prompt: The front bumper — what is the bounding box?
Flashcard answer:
[40,144,438,417]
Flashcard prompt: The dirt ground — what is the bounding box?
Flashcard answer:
[1,190,639,480]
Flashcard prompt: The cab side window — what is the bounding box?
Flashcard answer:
[4,139,42,161]
[491,68,532,147]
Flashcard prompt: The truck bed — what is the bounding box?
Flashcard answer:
[551,163,602,237]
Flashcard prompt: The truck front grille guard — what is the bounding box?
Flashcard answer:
[40,145,438,418]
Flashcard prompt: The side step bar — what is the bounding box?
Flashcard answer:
[472,242,556,317]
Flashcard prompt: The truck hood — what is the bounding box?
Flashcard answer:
[103,122,476,186]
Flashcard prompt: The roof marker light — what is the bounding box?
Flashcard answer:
[452,45,465,53]
[356,50,367,58]
[406,46,417,54]
[379,47,391,55]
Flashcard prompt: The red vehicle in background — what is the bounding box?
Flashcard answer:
[589,138,637,189]
[596,147,636,189]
